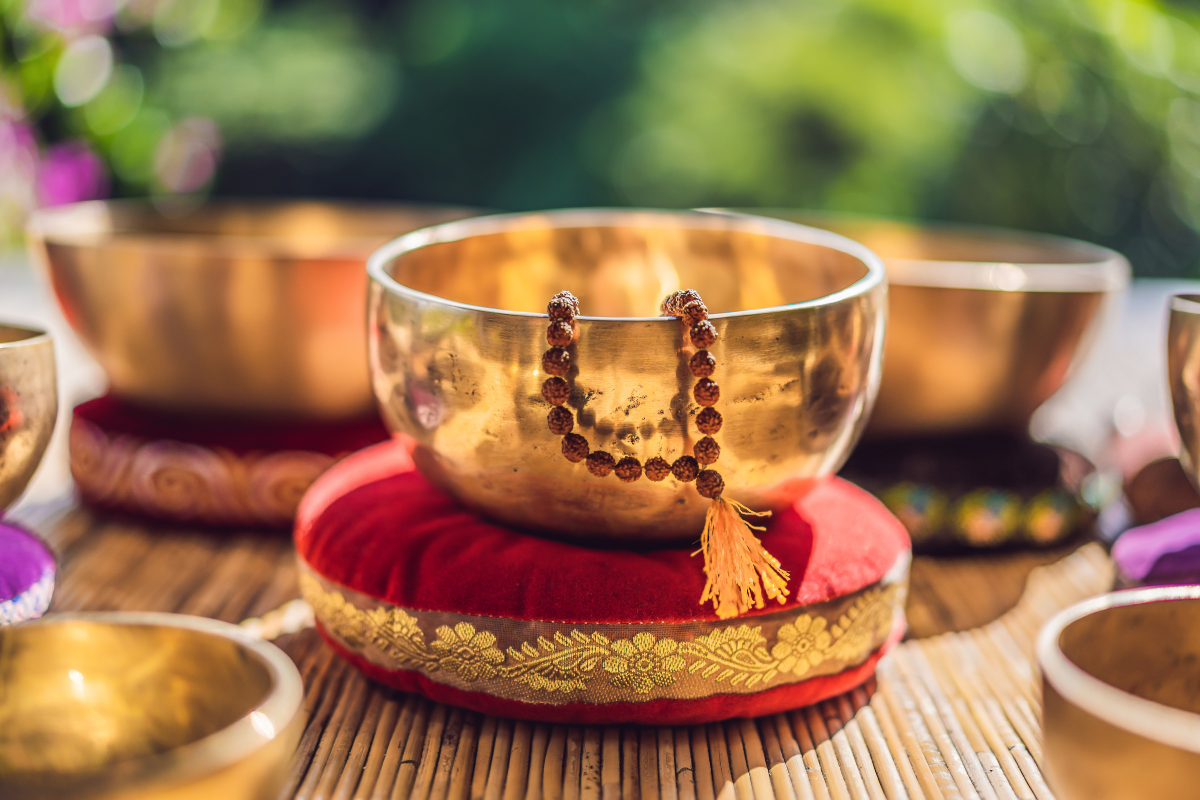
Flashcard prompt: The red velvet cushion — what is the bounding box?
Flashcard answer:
[71,395,389,527]
[297,441,910,724]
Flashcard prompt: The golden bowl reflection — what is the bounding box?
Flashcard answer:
[739,212,1129,437]
[1168,294,1200,490]
[27,200,475,420]
[0,613,304,800]
[368,209,887,540]
[0,324,56,510]
[1037,586,1200,800]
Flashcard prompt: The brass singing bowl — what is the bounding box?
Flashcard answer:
[368,209,887,540]
[0,325,56,510]
[737,213,1129,437]
[0,612,304,800]
[27,200,474,419]
[1037,586,1200,800]
[1168,295,1200,490]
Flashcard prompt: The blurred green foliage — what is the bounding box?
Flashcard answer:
[3,0,1200,275]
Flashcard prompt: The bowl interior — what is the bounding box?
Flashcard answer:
[387,214,871,316]
[1057,597,1200,716]
[0,325,48,346]
[0,619,273,776]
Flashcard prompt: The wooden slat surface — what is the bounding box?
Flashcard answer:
[15,502,1114,800]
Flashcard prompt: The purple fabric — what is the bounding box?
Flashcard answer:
[1113,507,1200,584]
[0,521,55,600]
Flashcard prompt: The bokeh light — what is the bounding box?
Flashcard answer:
[153,117,220,194]
[53,34,112,106]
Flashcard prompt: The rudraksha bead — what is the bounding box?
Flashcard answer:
[693,378,720,407]
[541,377,571,406]
[660,289,702,316]
[696,469,724,499]
[547,297,576,321]
[542,347,570,376]
[562,433,589,462]
[586,450,615,477]
[671,455,699,483]
[689,350,716,378]
[694,436,720,465]
[552,290,579,314]
[681,300,709,326]
[690,320,717,349]
[614,456,643,483]
[644,456,672,482]
[546,320,574,347]
[547,406,574,435]
[696,407,723,435]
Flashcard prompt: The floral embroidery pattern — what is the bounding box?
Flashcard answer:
[430,623,505,681]
[300,569,904,703]
[604,633,687,693]
[773,614,833,676]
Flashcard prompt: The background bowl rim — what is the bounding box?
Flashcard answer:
[708,209,1130,293]
[366,207,887,322]
[25,198,479,262]
[1170,294,1200,315]
[3,611,304,791]
[1036,585,1200,754]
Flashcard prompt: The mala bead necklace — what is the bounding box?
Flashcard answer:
[539,289,790,619]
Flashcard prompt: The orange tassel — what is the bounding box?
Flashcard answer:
[693,497,790,619]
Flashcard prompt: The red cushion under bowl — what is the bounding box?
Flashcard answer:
[296,441,910,725]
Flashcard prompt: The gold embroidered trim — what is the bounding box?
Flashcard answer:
[300,562,907,705]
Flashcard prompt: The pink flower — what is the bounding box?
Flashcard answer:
[37,141,108,207]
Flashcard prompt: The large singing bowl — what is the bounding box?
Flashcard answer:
[1037,586,1200,800]
[368,209,887,540]
[0,612,304,800]
[742,213,1129,437]
[0,325,56,510]
[27,200,474,419]
[1168,295,1200,489]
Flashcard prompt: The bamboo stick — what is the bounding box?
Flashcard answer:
[370,696,421,800]
[525,726,550,800]
[602,728,622,800]
[501,722,533,800]
[675,728,698,800]
[582,728,602,800]
[448,713,481,800]
[430,709,466,800]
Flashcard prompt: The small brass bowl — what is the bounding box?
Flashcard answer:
[368,209,886,540]
[28,200,474,419]
[1037,586,1200,800]
[0,324,56,510]
[0,612,304,800]
[1168,295,1200,489]
[742,213,1129,437]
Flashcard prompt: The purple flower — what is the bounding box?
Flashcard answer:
[36,141,108,206]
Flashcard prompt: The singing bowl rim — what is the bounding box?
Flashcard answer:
[366,207,888,320]
[27,198,479,261]
[1170,293,1200,315]
[0,324,52,349]
[3,611,304,792]
[711,210,1130,293]
[1036,585,1200,755]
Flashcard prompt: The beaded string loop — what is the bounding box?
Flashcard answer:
[539,289,791,619]
[540,289,727,489]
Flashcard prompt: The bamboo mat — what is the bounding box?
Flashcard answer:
[16,502,1114,800]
